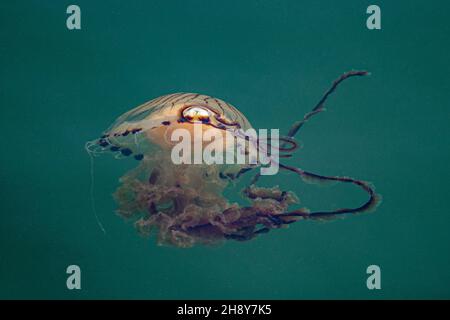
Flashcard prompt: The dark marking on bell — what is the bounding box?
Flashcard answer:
[121,148,132,156]
[98,139,109,147]
[134,154,144,161]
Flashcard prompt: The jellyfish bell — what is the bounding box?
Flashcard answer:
[113,94,248,140]
[87,93,259,167]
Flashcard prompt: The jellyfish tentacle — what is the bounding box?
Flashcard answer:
[221,129,298,179]
[247,71,369,184]
[86,148,107,234]
[285,70,369,143]
[278,163,380,220]
[261,135,299,154]
[243,71,377,220]
[250,172,261,185]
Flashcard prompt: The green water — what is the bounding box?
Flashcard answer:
[1,0,449,299]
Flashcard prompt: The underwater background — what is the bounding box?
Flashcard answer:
[1,0,449,299]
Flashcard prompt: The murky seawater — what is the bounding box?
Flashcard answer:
[0,0,449,299]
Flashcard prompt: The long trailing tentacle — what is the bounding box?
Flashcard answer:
[247,70,370,186]
[275,70,379,219]
[284,70,369,142]
[226,71,378,239]
[278,163,380,220]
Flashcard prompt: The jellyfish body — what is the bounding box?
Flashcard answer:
[87,72,380,247]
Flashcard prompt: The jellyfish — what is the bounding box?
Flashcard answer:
[86,71,380,247]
